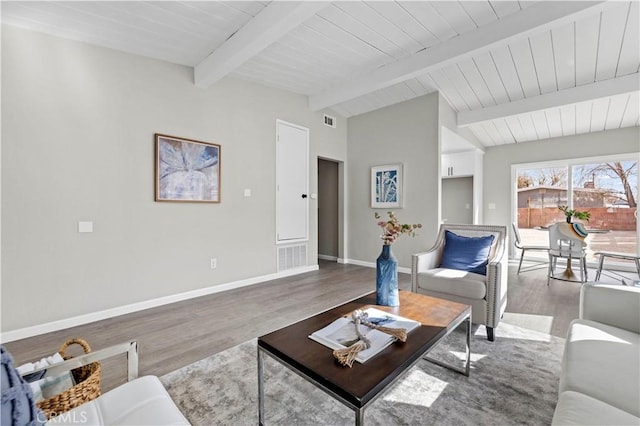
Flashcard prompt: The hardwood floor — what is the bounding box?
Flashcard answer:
[3,259,630,391]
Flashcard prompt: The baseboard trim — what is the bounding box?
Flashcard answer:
[1,265,319,343]
[342,258,411,274]
[318,254,338,261]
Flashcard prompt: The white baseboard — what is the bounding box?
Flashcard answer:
[342,258,411,274]
[1,265,319,343]
[318,254,338,261]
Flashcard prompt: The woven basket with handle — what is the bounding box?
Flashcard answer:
[36,338,102,419]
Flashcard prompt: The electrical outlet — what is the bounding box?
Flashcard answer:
[210,258,217,269]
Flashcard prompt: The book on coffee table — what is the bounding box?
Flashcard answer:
[308,307,421,364]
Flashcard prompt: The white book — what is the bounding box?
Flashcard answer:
[308,307,421,364]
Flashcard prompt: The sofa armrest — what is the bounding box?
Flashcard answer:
[22,340,139,383]
[580,283,640,334]
[411,248,441,292]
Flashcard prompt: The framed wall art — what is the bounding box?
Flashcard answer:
[155,134,221,203]
[371,164,403,208]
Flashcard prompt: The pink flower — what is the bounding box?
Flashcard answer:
[374,211,421,245]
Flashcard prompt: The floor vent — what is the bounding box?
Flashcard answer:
[278,244,308,271]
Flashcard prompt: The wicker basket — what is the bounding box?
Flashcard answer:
[36,338,102,419]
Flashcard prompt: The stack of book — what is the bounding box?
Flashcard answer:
[308,307,421,364]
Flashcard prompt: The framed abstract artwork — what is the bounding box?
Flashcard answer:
[371,164,403,208]
[155,134,221,203]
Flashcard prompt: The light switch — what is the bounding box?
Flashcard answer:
[243,189,251,197]
[78,221,93,233]
[488,203,496,210]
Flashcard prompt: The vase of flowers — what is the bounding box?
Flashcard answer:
[374,212,421,306]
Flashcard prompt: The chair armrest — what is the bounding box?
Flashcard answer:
[580,284,640,334]
[21,340,139,383]
[411,248,441,292]
[484,238,508,328]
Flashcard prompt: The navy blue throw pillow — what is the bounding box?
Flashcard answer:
[439,230,495,275]
[1,346,45,426]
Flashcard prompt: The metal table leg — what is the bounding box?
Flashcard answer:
[258,346,265,426]
[424,314,471,376]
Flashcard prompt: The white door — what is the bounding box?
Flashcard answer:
[276,120,309,242]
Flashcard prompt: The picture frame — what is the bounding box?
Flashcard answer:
[155,134,221,203]
[371,164,403,208]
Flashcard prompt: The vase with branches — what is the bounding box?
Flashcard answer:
[558,205,591,223]
[373,212,421,306]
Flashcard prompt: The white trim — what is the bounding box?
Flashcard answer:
[1,265,319,343]
[342,258,411,275]
[318,254,338,261]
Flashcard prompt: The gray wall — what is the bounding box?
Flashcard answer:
[1,26,347,332]
[442,177,474,224]
[318,159,339,258]
[483,126,640,249]
[346,93,440,269]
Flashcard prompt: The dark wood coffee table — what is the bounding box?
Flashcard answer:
[257,290,471,425]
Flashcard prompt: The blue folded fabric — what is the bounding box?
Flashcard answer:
[440,230,495,275]
[1,346,45,426]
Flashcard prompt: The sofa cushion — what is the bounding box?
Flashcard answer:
[440,230,494,275]
[417,268,486,299]
[560,319,640,417]
[47,376,189,425]
[552,391,639,425]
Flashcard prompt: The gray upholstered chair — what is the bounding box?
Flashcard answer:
[411,224,508,341]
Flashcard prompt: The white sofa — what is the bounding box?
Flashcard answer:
[47,375,188,425]
[552,283,640,425]
[20,340,189,425]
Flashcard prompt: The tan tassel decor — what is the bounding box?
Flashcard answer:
[331,309,409,367]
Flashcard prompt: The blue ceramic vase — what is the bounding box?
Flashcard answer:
[376,244,399,306]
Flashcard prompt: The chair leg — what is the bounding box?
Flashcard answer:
[547,253,553,286]
[595,254,605,281]
[583,258,588,282]
[517,250,525,274]
[486,327,494,342]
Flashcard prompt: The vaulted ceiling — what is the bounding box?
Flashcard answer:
[3,1,639,149]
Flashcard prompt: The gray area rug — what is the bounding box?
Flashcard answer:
[161,323,564,425]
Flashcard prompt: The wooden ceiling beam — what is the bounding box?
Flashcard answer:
[457,73,640,126]
[195,2,328,88]
[308,1,611,111]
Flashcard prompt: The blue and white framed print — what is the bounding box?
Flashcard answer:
[371,164,403,208]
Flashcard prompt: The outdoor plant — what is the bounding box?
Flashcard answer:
[558,205,591,223]
[374,211,422,245]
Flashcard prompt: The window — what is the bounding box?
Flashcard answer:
[514,155,638,265]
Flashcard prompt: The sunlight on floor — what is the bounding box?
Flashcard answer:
[477,316,553,342]
[382,369,448,408]
[446,350,486,364]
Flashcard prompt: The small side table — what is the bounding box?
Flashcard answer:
[594,251,640,282]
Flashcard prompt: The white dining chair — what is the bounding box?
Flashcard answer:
[547,222,588,284]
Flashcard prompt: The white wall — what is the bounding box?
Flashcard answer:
[483,126,640,231]
[346,93,440,270]
[1,26,347,333]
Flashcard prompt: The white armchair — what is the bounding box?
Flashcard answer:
[411,224,508,341]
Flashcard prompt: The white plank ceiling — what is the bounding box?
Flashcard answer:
[2,1,639,149]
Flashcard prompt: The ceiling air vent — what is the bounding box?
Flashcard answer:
[323,114,336,128]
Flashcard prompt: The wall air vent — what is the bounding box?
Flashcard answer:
[323,114,336,128]
[277,243,308,271]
